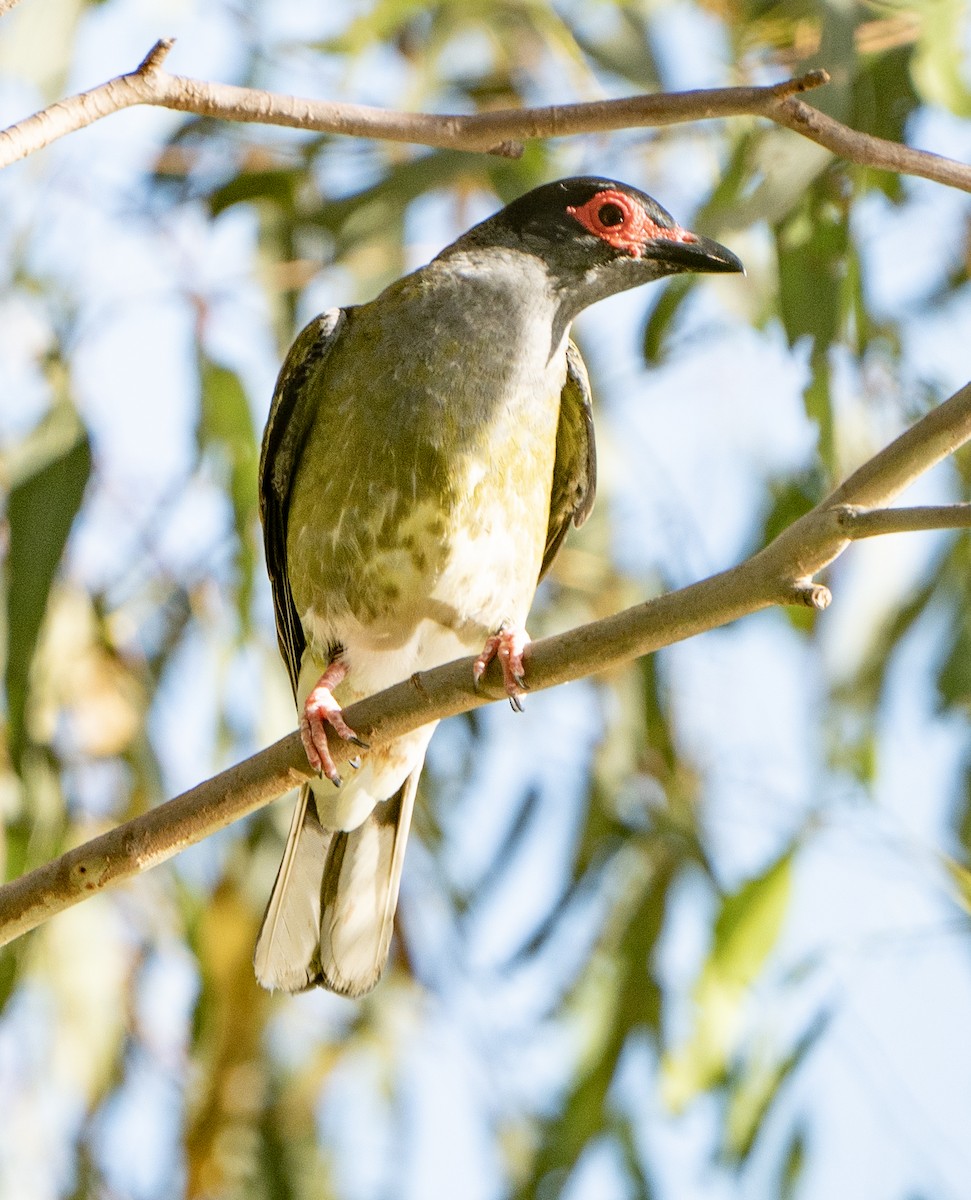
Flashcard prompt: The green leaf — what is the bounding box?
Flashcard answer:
[940,852,971,918]
[724,1011,830,1162]
[937,606,971,715]
[571,8,660,88]
[4,403,91,771]
[638,652,678,778]
[775,183,849,351]
[198,358,259,629]
[312,149,546,247]
[781,1125,807,1200]
[662,849,793,1111]
[804,347,836,479]
[911,0,971,117]
[825,711,878,786]
[852,45,919,200]
[317,0,431,55]
[759,471,823,549]
[612,1115,655,1199]
[756,472,826,633]
[642,276,694,365]
[693,127,761,231]
[709,852,792,984]
[209,167,302,219]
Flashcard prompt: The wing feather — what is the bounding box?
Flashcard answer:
[541,339,597,580]
[259,307,348,695]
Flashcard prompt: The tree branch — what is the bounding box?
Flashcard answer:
[835,503,971,537]
[2,382,971,947]
[1,39,970,194]
[772,97,971,193]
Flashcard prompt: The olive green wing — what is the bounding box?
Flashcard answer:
[540,339,597,581]
[259,308,348,697]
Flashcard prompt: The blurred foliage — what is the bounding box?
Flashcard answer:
[4,385,91,771]
[2,1,971,1199]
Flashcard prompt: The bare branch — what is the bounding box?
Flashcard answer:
[135,35,176,75]
[0,734,311,948]
[785,581,833,609]
[1,42,970,194]
[773,97,971,193]
[3,380,971,947]
[831,385,971,509]
[835,503,971,537]
[749,382,971,590]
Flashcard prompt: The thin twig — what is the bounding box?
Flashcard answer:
[773,97,971,193]
[1,40,970,194]
[835,503,971,537]
[135,35,175,74]
[2,381,971,947]
[748,382,971,589]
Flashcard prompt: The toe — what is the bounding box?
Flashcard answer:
[473,625,531,701]
[299,721,321,773]
[300,713,343,785]
[472,635,501,686]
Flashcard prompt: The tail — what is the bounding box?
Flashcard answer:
[254,769,420,997]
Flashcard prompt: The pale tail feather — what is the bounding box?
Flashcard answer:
[254,768,421,997]
[318,764,420,998]
[253,784,331,992]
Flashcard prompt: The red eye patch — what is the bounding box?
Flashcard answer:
[566,188,698,258]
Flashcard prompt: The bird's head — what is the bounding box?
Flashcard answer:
[454,176,743,318]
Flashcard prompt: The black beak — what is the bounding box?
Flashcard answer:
[652,232,744,275]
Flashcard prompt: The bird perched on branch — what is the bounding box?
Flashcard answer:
[254,176,742,996]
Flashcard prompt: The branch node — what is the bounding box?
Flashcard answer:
[136,37,176,76]
[777,96,817,129]
[69,856,110,891]
[828,500,971,538]
[489,139,524,159]
[789,580,832,610]
[409,671,430,700]
[832,503,865,530]
[772,69,830,101]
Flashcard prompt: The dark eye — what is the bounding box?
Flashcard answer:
[597,202,625,227]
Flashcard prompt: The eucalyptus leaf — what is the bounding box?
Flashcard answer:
[662,849,794,1111]
[198,358,259,629]
[4,404,91,771]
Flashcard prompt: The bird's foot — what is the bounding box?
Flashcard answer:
[473,622,531,712]
[301,659,370,787]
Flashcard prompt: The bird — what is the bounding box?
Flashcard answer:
[254,176,742,997]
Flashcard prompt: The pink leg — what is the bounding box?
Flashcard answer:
[301,656,369,786]
[472,622,531,712]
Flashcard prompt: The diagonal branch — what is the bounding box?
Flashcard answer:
[2,382,970,948]
[772,97,971,193]
[1,38,971,194]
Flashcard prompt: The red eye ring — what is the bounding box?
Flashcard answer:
[567,188,694,258]
[568,191,637,235]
